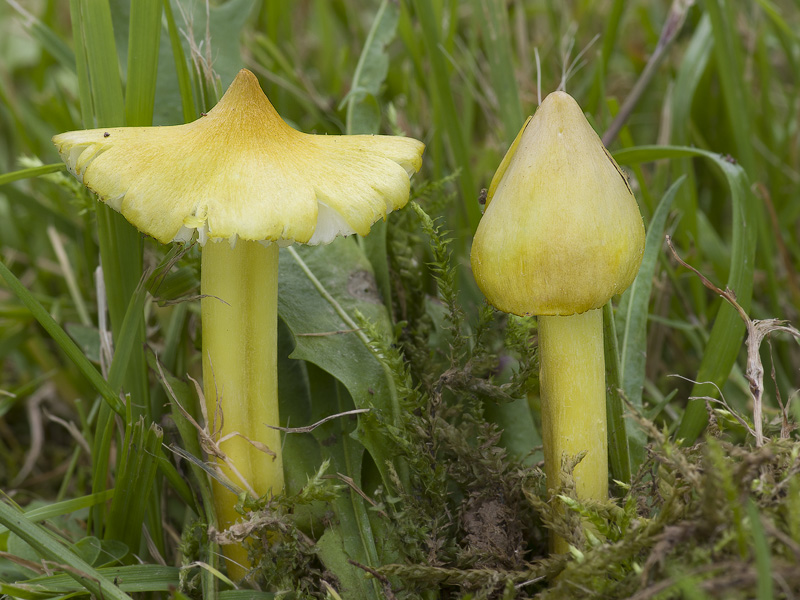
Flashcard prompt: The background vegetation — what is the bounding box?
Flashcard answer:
[1,0,799,598]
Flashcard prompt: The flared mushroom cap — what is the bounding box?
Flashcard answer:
[470,91,645,316]
[53,69,424,246]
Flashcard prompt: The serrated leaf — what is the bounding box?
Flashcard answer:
[278,239,399,488]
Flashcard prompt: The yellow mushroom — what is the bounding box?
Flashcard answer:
[53,69,424,578]
[470,91,644,553]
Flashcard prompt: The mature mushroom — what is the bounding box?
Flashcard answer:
[470,91,644,552]
[53,69,424,576]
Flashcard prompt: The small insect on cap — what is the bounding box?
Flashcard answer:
[53,69,424,246]
[470,91,645,316]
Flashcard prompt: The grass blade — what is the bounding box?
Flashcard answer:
[0,490,114,536]
[7,1,75,71]
[162,0,197,123]
[618,176,685,468]
[603,301,631,485]
[470,0,524,143]
[344,0,399,135]
[106,280,148,393]
[409,0,479,231]
[705,0,780,317]
[24,564,180,594]
[125,0,162,126]
[79,0,124,127]
[587,0,626,114]
[746,500,774,600]
[0,164,64,186]
[0,258,123,415]
[614,146,756,443]
[72,0,150,422]
[105,419,163,557]
[346,0,401,313]
[0,500,133,600]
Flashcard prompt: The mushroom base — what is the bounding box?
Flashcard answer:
[201,239,283,579]
[538,308,608,553]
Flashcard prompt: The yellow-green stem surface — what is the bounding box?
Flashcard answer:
[539,309,608,553]
[201,239,283,578]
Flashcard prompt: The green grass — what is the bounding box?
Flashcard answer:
[1,1,800,599]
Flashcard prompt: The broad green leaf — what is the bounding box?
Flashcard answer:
[278,239,400,489]
[483,396,541,466]
[277,319,321,496]
[72,536,103,567]
[308,371,381,600]
[317,528,375,599]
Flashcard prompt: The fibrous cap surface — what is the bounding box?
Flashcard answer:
[470,91,645,316]
[53,69,424,246]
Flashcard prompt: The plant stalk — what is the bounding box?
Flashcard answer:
[538,309,608,553]
[201,239,284,578]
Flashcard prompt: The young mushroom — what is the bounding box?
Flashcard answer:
[470,91,645,552]
[53,69,424,577]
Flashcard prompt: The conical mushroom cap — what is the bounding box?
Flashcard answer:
[470,91,645,316]
[53,69,424,246]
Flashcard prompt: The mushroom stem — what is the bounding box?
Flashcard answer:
[538,308,608,553]
[201,239,283,577]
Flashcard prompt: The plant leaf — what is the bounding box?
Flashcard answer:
[0,500,134,600]
[344,0,399,135]
[614,146,756,443]
[618,175,685,468]
[278,239,400,488]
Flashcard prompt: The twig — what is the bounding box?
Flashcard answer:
[602,0,694,146]
[348,559,397,600]
[295,328,361,337]
[330,472,388,519]
[265,409,369,433]
[666,235,800,446]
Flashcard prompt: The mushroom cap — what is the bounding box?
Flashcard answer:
[52,69,424,246]
[470,91,645,317]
